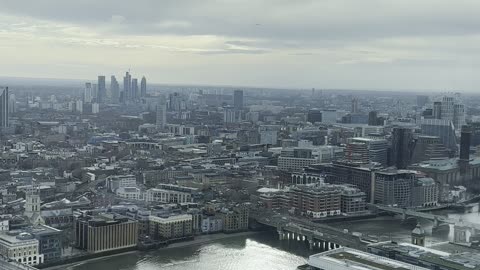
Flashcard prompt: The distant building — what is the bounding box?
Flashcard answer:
[140,76,147,97]
[233,90,244,109]
[97,75,106,103]
[123,71,131,101]
[0,87,9,129]
[74,212,138,253]
[156,95,167,130]
[84,83,93,103]
[110,76,120,103]
[307,109,322,124]
[321,110,337,123]
[416,95,429,108]
[131,78,138,99]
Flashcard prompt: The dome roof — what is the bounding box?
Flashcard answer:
[412,224,425,235]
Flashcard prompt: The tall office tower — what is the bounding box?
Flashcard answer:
[140,76,147,97]
[110,76,120,103]
[441,96,455,122]
[8,93,15,114]
[351,98,359,113]
[233,90,244,109]
[391,127,415,169]
[156,95,167,130]
[416,95,429,108]
[123,71,131,100]
[131,78,139,99]
[84,83,93,103]
[368,111,378,126]
[97,76,106,103]
[92,84,98,102]
[433,102,442,119]
[460,125,471,161]
[459,125,472,176]
[0,87,9,128]
[453,103,466,129]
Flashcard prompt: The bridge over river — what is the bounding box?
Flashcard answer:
[251,210,370,251]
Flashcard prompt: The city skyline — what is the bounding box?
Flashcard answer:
[1,1,480,91]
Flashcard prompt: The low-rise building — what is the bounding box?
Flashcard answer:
[148,214,193,240]
[219,205,249,233]
[145,184,197,204]
[106,175,137,192]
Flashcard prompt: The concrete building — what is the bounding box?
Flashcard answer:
[145,184,196,204]
[106,175,137,193]
[344,137,388,166]
[278,146,343,171]
[116,187,143,201]
[0,231,44,266]
[74,213,138,253]
[148,214,193,240]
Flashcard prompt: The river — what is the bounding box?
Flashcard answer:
[63,204,480,270]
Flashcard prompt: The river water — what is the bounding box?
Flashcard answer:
[65,204,480,270]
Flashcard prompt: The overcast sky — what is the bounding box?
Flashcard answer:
[1,0,479,91]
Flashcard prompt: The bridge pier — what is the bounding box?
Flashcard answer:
[278,230,284,240]
[432,217,439,230]
[308,238,314,250]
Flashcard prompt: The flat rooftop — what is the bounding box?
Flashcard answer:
[308,247,429,270]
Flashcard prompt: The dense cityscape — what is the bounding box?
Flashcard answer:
[0,74,479,270]
[3,0,480,269]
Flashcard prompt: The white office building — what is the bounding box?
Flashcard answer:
[106,175,137,192]
[0,231,44,266]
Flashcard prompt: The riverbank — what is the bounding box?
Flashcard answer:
[44,231,263,270]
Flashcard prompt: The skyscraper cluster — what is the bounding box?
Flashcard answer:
[430,95,465,130]
[84,72,147,105]
[119,71,147,103]
[0,87,9,129]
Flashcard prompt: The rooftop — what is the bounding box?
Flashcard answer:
[308,247,429,270]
